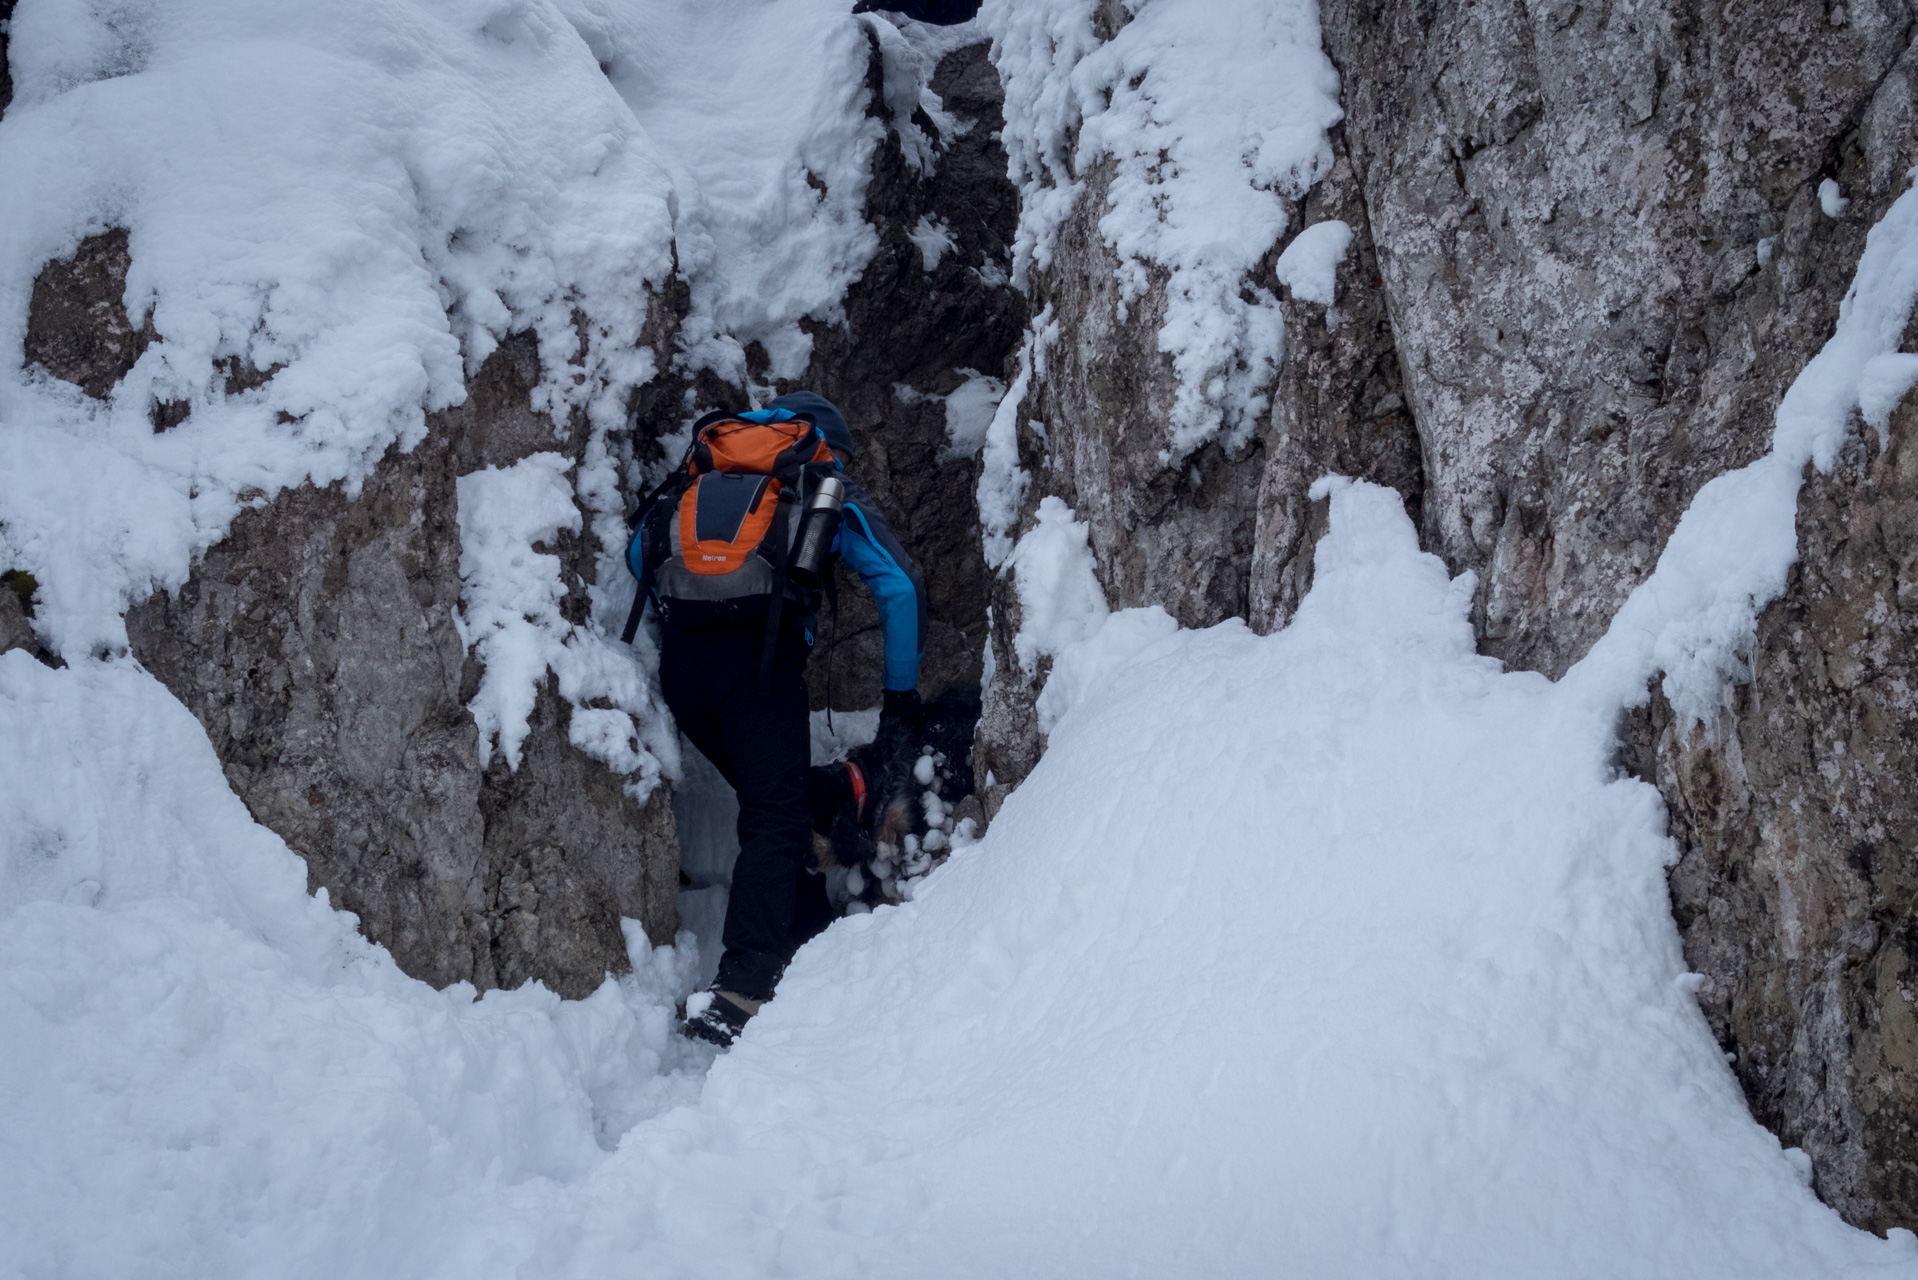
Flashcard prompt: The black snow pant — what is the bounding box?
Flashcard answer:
[658,620,834,1001]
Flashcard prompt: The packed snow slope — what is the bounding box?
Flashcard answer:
[5,479,1913,1277]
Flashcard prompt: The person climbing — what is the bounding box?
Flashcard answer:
[624,390,927,1048]
[851,0,983,25]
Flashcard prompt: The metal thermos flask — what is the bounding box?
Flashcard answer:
[789,475,845,590]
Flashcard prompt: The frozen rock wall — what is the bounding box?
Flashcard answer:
[1632,412,1918,1231]
[1319,0,1916,678]
[971,0,1918,1230]
[1317,0,1918,1232]
[972,0,1419,803]
[16,229,676,999]
[974,0,1411,802]
[108,297,681,999]
[792,32,1025,711]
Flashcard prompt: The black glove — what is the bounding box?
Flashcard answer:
[864,687,922,805]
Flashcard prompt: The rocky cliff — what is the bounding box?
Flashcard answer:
[22,229,679,999]
[1320,0,1918,1231]
[971,0,1918,1233]
[1633,413,1918,1232]
[4,24,1018,1000]
[627,30,1022,715]
[790,32,1021,712]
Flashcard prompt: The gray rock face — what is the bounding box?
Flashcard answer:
[13,225,682,999]
[116,332,679,999]
[974,124,1418,801]
[24,229,153,401]
[1316,0,1918,1231]
[1631,411,1918,1231]
[0,576,36,658]
[1319,0,1916,678]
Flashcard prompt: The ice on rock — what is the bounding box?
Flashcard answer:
[908,214,956,271]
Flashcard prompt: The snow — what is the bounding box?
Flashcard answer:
[1276,218,1354,308]
[938,367,1009,460]
[10,471,1908,1275]
[566,0,890,386]
[1002,493,1110,691]
[0,0,677,661]
[908,213,957,270]
[0,652,711,1279]
[5,0,1918,1273]
[893,365,1008,461]
[976,303,1053,568]
[456,452,674,788]
[982,0,1343,461]
[1822,177,1852,217]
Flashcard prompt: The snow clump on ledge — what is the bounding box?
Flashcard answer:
[457,453,676,792]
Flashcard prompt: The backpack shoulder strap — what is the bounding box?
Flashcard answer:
[619,455,696,644]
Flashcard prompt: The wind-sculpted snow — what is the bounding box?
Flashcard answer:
[560,0,889,386]
[0,652,711,1279]
[0,0,677,660]
[5,479,1912,1276]
[0,0,892,794]
[982,0,1342,459]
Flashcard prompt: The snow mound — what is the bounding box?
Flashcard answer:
[514,478,1901,1278]
[5,482,1906,1276]
[0,652,709,1280]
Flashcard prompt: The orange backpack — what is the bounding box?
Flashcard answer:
[622,409,838,666]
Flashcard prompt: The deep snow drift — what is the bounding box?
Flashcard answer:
[5,476,1915,1276]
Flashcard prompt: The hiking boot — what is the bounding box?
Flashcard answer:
[681,988,762,1048]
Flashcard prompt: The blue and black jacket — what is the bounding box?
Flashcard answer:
[832,476,928,693]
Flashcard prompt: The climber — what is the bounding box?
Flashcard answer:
[625,390,927,1048]
[851,0,983,25]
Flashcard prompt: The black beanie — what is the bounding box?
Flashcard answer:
[769,391,854,457]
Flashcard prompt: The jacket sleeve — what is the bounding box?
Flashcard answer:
[834,479,928,692]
